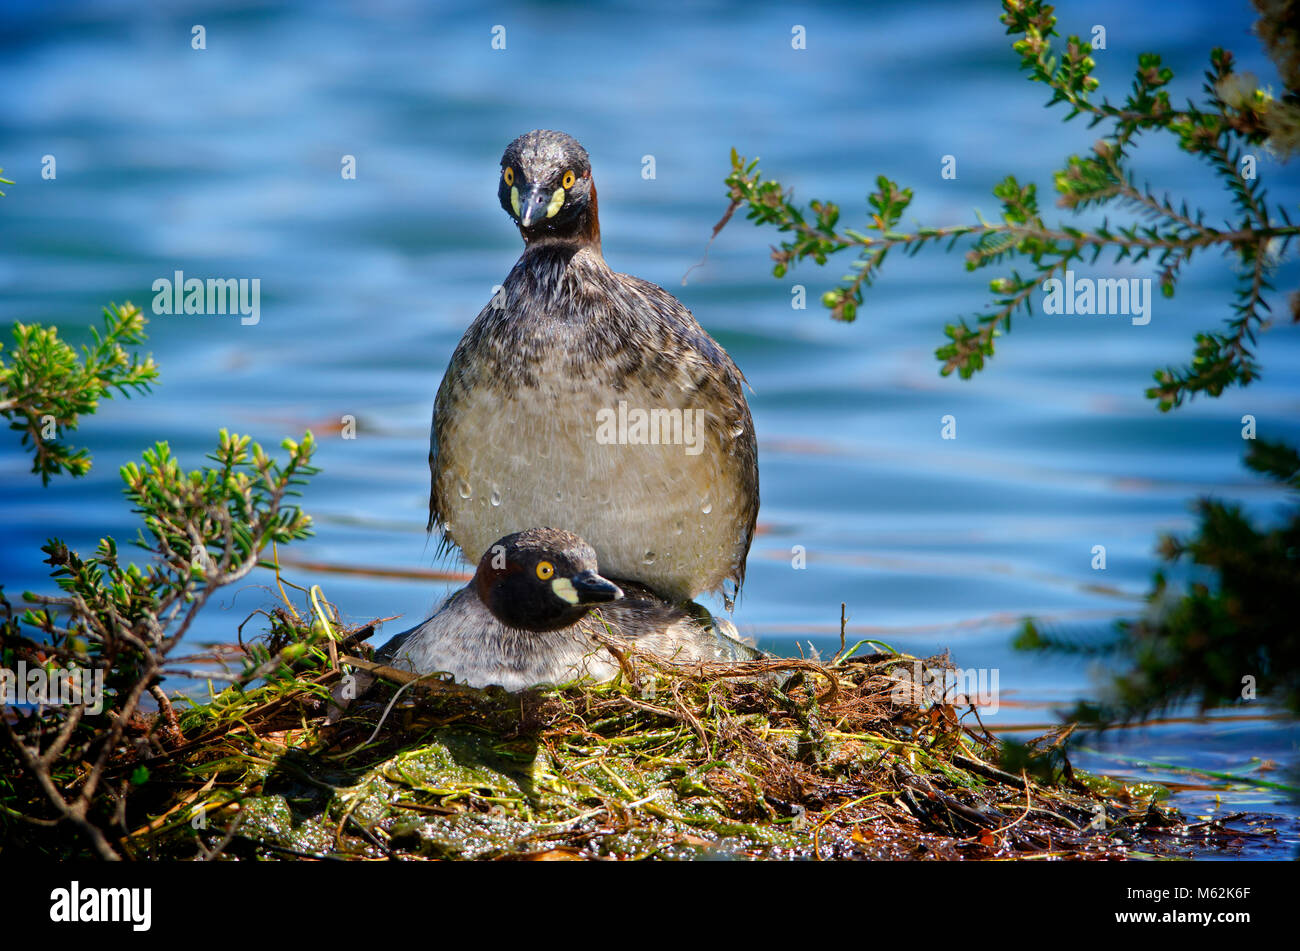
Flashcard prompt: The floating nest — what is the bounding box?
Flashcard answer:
[20,618,1264,861]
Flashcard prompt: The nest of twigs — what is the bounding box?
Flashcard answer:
[22,619,1262,861]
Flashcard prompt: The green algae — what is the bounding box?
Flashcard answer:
[116,645,1267,859]
[10,625,1274,860]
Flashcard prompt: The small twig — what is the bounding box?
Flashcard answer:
[681,197,742,285]
[149,684,183,743]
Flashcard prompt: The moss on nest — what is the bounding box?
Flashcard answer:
[74,620,1270,861]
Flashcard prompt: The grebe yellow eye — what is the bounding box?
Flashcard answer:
[536,561,554,580]
[561,169,575,189]
[503,167,514,187]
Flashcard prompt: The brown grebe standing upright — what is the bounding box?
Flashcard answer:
[427,130,759,603]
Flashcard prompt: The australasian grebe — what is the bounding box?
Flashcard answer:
[378,528,760,691]
[426,130,759,603]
